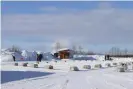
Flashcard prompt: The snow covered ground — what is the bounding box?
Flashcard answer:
[1,58,133,89]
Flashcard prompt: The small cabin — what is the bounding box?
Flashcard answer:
[52,48,73,59]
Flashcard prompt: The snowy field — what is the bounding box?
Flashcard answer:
[1,58,133,89]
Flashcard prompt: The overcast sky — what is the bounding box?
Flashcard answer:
[1,1,133,52]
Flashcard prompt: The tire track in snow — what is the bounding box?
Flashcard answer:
[38,76,69,89]
[103,73,133,82]
[86,76,99,89]
[37,83,56,89]
[102,73,133,89]
[60,79,69,89]
[103,79,127,89]
[90,68,133,89]
[86,74,127,89]
[85,70,111,89]
[59,71,70,89]
[39,76,69,89]
[94,71,132,89]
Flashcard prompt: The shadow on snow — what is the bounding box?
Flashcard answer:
[1,70,54,84]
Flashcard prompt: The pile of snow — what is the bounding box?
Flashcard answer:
[1,54,14,62]
[1,52,24,62]
[1,49,25,62]
[112,57,133,62]
[91,55,105,61]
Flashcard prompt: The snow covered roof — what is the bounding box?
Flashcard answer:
[51,48,72,54]
[58,48,71,51]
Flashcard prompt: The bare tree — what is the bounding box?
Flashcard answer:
[72,45,77,54]
[109,47,120,55]
[10,45,22,54]
[78,45,83,54]
[123,48,128,55]
[54,42,61,51]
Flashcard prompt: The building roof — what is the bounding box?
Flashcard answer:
[57,48,71,52]
[51,48,71,54]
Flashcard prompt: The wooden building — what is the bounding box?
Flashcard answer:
[52,48,73,59]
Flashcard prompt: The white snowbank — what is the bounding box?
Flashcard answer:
[1,54,14,62]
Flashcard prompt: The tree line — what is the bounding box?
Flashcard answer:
[8,43,133,56]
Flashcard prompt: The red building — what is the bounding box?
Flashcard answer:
[52,48,73,59]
